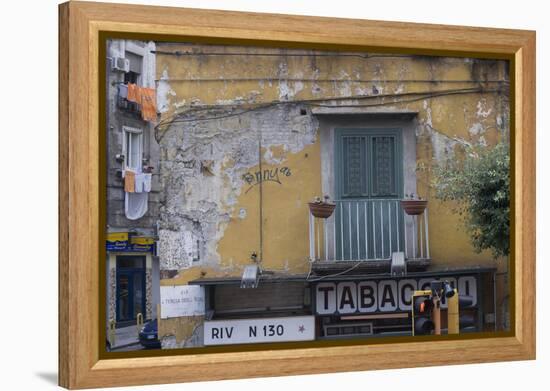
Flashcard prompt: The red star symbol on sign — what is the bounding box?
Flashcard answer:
[298,325,305,333]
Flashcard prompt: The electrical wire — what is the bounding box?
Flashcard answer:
[305,260,367,282]
[308,88,503,108]
[156,86,478,127]
[153,86,507,143]
[158,103,276,126]
[305,261,313,281]
[258,129,263,264]
[161,86,496,117]
[154,87,504,137]
[151,49,414,60]
[155,78,508,84]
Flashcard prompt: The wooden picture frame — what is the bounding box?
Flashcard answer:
[58,1,535,389]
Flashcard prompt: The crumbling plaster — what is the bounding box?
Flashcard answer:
[155,44,510,278]
[157,103,319,273]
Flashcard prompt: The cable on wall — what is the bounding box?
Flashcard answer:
[153,86,507,143]
[151,49,415,60]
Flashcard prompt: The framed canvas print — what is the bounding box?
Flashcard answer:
[58,1,535,389]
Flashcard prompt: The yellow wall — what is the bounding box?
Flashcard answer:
[156,43,509,277]
[217,143,321,273]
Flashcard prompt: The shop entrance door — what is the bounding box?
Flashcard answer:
[116,255,146,324]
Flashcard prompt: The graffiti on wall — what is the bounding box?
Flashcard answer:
[242,166,292,193]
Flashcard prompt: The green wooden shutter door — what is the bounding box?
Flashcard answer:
[370,135,399,198]
[341,135,367,197]
[335,129,404,260]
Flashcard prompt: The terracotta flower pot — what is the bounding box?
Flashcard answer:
[401,199,428,215]
[308,201,336,218]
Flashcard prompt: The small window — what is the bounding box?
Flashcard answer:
[122,126,143,171]
[124,71,140,85]
[124,51,143,85]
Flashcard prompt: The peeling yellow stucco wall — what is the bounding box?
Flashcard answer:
[156,44,508,277]
[218,142,321,273]
[153,43,510,346]
[153,44,509,346]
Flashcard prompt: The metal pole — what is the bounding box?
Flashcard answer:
[340,202,344,261]
[404,212,408,259]
[424,208,430,259]
[396,201,400,252]
[136,312,144,334]
[372,202,377,259]
[333,211,337,261]
[309,211,315,261]
[412,215,417,259]
[447,289,459,334]
[364,202,368,259]
[324,218,328,261]
[433,296,441,335]
[258,136,263,263]
[380,202,384,258]
[356,202,360,260]
[348,202,352,260]
[387,201,392,255]
[317,218,321,261]
[420,213,424,259]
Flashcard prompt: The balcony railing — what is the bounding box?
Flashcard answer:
[308,199,430,262]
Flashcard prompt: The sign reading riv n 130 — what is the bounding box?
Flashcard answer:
[204,316,315,346]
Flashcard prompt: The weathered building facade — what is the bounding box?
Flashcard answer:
[152,43,509,347]
[105,39,161,330]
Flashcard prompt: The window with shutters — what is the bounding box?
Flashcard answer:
[336,129,402,200]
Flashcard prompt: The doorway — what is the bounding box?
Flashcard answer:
[116,255,146,325]
[334,128,404,260]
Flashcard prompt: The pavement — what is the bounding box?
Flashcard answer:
[108,324,144,351]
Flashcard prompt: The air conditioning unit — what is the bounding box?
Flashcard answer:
[111,57,130,73]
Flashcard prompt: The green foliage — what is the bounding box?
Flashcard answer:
[432,142,510,259]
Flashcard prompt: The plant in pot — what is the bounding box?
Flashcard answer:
[308,195,336,218]
[401,193,428,215]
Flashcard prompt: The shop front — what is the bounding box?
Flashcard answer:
[187,274,314,346]
[187,266,496,345]
[106,232,159,327]
[311,267,496,339]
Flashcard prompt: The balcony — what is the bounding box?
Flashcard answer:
[308,199,430,267]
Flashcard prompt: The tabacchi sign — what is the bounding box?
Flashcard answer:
[204,316,315,345]
[315,277,477,315]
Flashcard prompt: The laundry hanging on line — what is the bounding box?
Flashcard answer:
[134,173,152,193]
[125,83,157,122]
[124,170,150,220]
[125,192,148,220]
[140,88,157,122]
[126,83,140,103]
[124,169,136,193]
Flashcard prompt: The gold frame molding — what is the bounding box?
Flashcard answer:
[59,1,536,389]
